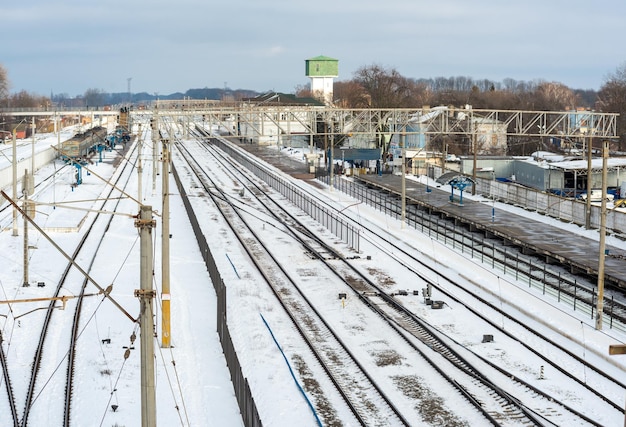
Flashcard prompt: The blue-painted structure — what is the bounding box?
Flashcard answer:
[334,148,381,161]
[73,163,83,186]
[445,175,476,206]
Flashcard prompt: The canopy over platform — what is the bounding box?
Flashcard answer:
[335,148,381,161]
[444,175,476,205]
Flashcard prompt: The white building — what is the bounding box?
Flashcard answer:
[305,56,339,105]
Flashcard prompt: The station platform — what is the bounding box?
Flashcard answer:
[231,140,626,290]
[356,173,626,289]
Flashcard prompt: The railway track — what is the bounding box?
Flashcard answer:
[173,126,593,425]
[0,162,72,227]
[195,129,625,425]
[0,138,137,426]
[61,141,138,427]
[312,175,626,409]
[329,176,626,329]
[175,130,410,426]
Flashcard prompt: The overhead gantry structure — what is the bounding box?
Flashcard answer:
[151,100,620,332]
[151,100,619,139]
[152,101,619,198]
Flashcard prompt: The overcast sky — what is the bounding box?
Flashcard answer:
[2,0,625,97]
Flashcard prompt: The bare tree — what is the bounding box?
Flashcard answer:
[333,80,370,108]
[597,63,626,150]
[83,88,106,108]
[0,64,10,106]
[353,64,429,108]
[294,84,312,98]
[534,81,579,110]
[9,90,49,108]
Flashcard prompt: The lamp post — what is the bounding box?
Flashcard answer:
[401,132,406,228]
[585,131,593,229]
[31,117,35,177]
[491,170,496,222]
[596,140,609,330]
[425,151,432,193]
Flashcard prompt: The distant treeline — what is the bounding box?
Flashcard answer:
[56,88,261,108]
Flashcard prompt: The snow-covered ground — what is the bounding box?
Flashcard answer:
[0,127,242,426]
[0,127,625,426]
[174,137,626,425]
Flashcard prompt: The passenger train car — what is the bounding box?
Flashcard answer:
[58,126,107,160]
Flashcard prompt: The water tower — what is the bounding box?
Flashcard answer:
[305,55,338,105]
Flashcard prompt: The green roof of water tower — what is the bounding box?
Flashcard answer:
[307,55,338,61]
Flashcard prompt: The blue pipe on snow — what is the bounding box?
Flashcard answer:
[260,313,323,427]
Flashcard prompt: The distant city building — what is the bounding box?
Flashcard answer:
[305,55,338,105]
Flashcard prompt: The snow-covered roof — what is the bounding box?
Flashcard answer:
[550,157,626,171]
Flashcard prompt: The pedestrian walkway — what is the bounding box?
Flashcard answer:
[357,173,626,289]
[232,140,626,290]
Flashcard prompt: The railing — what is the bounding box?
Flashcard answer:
[472,175,626,235]
[213,138,360,252]
[172,162,262,427]
[320,175,626,332]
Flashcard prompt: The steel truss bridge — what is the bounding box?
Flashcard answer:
[149,101,619,140]
[2,103,619,139]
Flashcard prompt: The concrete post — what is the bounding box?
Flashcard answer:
[135,205,156,426]
[161,139,171,348]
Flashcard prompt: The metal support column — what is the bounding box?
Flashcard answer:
[162,139,171,348]
[596,140,609,330]
[23,170,30,287]
[135,205,156,427]
[401,132,406,228]
[585,134,592,229]
[12,130,17,236]
[31,117,35,176]
[138,124,143,202]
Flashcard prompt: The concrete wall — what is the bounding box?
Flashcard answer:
[0,146,58,191]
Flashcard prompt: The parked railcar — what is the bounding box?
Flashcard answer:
[58,126,107,160]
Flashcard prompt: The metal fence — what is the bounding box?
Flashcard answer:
[319,174,626,332]
[473,176,626,234]
[172,162,262,427]
[214,139,360,252]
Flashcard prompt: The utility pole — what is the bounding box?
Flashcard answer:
[596,140,609,330]
[471,116,477,196]
[31,117,36,177]
[585,133,593,229]
[152,110,158,195]
[137,124,143,202]
[401,132,406,228]
[23,169,30,287]
[161,139,171,348]
[135,205,156,426]
[12,130,17,236]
